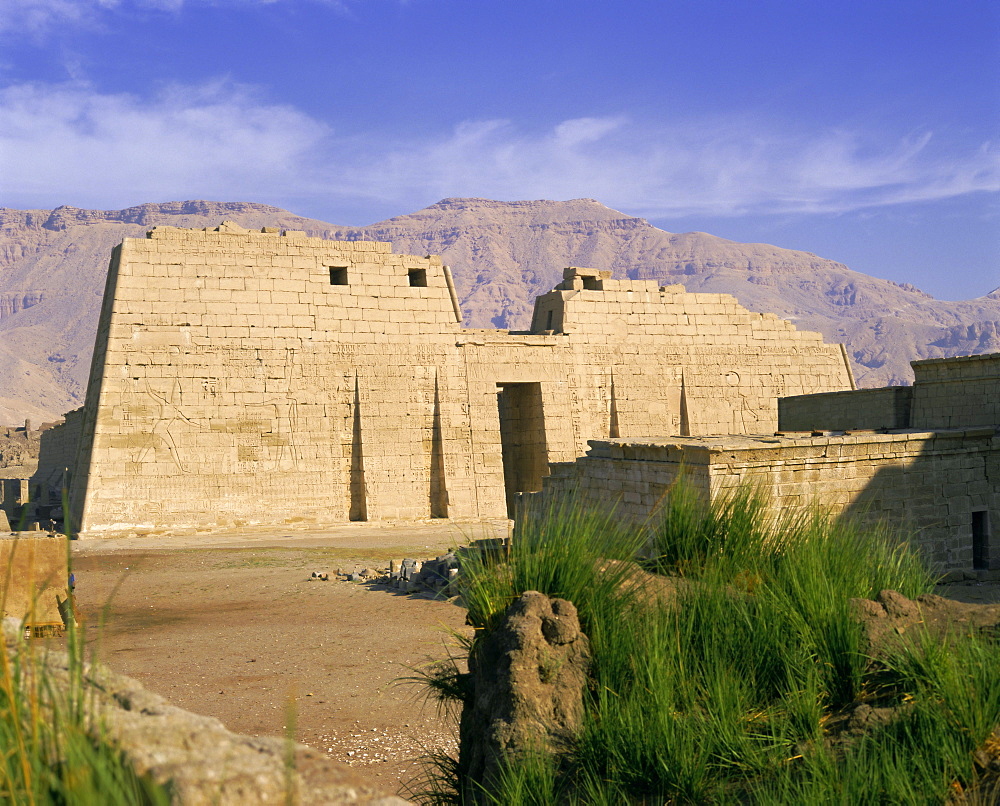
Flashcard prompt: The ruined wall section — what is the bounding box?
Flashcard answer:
[911,354,1000,429]
[71,224,484,535]
[540,429,999,573]
[531,270,855,439]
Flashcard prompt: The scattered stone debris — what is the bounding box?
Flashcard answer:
[315,722,458,772]
[329,539,509,599]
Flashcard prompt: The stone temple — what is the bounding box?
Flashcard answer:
[63,222,853,536]
[540,353,1000,573]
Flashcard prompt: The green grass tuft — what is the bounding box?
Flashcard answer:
[420,481,995,804]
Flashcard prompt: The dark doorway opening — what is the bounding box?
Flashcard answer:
[973,510,990,570]
[497,382,548,518]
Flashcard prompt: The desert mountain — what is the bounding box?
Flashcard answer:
[0,198,998,426]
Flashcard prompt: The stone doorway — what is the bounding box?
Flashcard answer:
[496,382,548,518]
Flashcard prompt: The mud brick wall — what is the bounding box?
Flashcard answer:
[68,227,853,536]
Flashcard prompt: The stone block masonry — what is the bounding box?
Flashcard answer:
[1,534,70,631]
[539,352,1000,573]
[67,223,853,537]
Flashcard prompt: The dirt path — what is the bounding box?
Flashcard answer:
[70,522,507,799]
[64,520,999,801]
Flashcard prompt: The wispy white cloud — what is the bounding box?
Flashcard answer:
[0,0,346,35]
[1,79,997,220]
[350,115,1000,218]
[0,80,330,207]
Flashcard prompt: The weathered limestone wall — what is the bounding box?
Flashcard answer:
[71,224,474,534]
[33,407,84,499]
[779,387,913,432]
[69,226,853,537]
[543,429,998,572]
[532,268,855,438]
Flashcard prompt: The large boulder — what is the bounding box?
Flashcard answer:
[458,591,590,803]
[851,589,1000,657]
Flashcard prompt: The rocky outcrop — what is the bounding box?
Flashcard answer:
[851,589,1000,658]
[0,291,43,320]
[458,591,590,803]
[2,620,409,805]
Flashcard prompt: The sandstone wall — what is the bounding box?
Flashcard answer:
[533,268,855,439]
[542,429,998,573]
[33,407,84,499]
[778,387,913,432]
[0,534,68,627]
[69,226,853,537]
[71,224,479,534]
[911,354,1000,429]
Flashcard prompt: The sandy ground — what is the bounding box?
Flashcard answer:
[62,520,1000,801]
[69,521,508,799]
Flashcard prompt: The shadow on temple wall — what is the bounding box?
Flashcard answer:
[832,430,997,575]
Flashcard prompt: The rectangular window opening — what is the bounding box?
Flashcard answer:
[329,266,349,285]
[545,309,554,330]
[582,276,601,290]
[408,268,428,287]
[973,510,990,570]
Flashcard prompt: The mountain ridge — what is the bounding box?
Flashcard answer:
[0,198,997,426]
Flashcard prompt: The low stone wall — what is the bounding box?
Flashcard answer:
[2,619,409,805]
[911,354,1000,429]
[779,387,913,432]
[537,428,1000,573]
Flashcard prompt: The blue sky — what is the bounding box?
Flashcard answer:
[1,0,997,299]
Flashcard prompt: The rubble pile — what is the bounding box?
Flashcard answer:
[312,538,510,598]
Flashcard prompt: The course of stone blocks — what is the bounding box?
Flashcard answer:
[67,223,853,537]
[540,353,1000,573]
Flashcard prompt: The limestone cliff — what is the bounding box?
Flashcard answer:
[0,198,997,425]
[346,199,1000,388]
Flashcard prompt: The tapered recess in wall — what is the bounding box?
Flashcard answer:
[609,370,620,439]
[679,371,691,437]
[430,370,449,518]
[349,373,367,522]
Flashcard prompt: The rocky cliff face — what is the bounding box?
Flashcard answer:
[0,198,997,425]
[344,198,1000,388]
